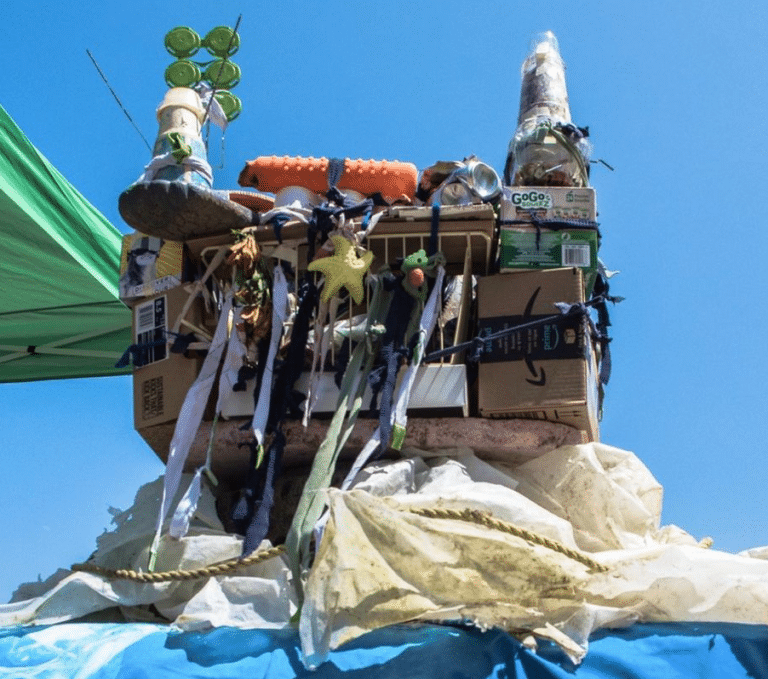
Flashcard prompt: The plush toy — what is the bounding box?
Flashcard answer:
[307,235,374,304]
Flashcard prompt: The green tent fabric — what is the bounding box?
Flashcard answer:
[0,103,131,382]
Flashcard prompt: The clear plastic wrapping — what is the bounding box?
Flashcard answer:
[505,32,592,187]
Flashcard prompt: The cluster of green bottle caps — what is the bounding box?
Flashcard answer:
[164,26,242,121]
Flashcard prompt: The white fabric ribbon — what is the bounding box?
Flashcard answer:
[259,206,313,225]
[302,297,340,426]
[195,82,229,131]
[215,306,248,415]
[252,266,289,447]
[149,292,233,568]
[169,467,206,541]
[170,306,247,539]
[392,266,444,435]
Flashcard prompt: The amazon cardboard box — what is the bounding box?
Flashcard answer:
[477,268,599,440]
[130,285,204,430]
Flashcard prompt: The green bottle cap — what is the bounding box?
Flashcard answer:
[214,91,242,121]
[203,26,240,57]
[164,60,202,88]
[164,26,201,58]
[203,59,241,89]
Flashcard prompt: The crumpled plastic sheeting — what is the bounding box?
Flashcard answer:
[509,443,689,551]
[350,449,584,551]
[300,488,594,669]
[0,475,296,630]
[4,442,768,672]
[300,443,768,666]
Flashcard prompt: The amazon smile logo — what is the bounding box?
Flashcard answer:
[523,286,546,387]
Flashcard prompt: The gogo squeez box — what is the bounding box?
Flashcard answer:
[501,186,597,222]
[477,268,599,441]
[500,187,599,295]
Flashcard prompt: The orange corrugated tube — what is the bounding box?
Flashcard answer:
[238,155,418,200]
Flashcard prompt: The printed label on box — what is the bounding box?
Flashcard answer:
[479,314,586,364]
[141,375,165,421]
[501,187,597,222]
[562,243,591,267]
[134,295,168,365]
[499,229,598,270]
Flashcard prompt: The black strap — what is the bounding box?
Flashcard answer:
[429,203,440,256]
[423,296,607,364]
[234,274,318,557]
[327,157,345,190]
[307,197,374,261]
[590,270,623,387]
[367,277,415,455]
[115,337,168,368]
[501,214,600,250]
[266,213,291,244]
[234,430,285,556]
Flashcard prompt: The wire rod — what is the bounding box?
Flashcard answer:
[86,49,153,153]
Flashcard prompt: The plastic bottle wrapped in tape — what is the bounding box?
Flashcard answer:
[504,31,591,187]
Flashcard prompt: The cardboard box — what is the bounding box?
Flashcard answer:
[500,186,597,223]
[499,225,599,295]
[119,232,188,300]
[477,269,599,440]
[130,285,204,430]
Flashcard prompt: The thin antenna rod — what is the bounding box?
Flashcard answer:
[86,49,153,153]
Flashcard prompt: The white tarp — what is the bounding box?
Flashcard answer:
[2,475,297,630]
[3,443,767,669]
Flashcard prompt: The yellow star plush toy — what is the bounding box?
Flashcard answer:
[307,235,374,304]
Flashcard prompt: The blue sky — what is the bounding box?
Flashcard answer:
[2,0,768,602]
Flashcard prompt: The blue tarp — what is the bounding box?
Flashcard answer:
[1,622,766,678]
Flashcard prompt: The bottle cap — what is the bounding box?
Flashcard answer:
[203,59,241,89]
[214,91,242,121]
[164,26,201,58]
[203,26,240,57]
[164,60,202,88]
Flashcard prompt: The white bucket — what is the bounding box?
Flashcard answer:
[156,87,205,137]
[274,185,324,209]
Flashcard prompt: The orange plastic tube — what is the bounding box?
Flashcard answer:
[238,155,418,200]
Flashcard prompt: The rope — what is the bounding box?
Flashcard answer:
[69,509,607,582]
[408,506,608,573]
[71,545,285,583]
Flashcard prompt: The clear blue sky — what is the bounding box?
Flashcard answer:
[2,1,768,603]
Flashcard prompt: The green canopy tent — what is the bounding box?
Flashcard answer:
[0,103,131,382]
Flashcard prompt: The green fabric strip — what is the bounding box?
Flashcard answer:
[284,277,390,596]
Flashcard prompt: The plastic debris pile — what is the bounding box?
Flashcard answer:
[9,27,768,675]
[114,26,619,662]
